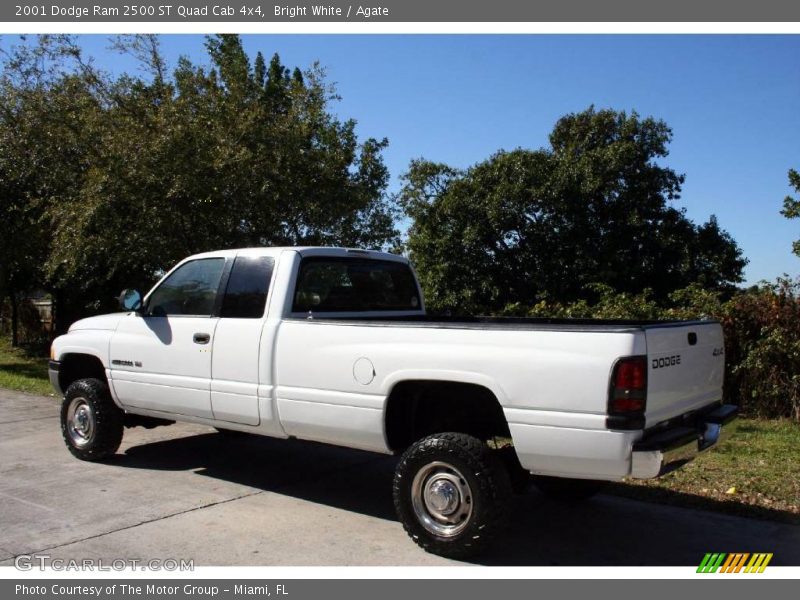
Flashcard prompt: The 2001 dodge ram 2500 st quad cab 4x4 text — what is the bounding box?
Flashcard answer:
[49,247,737,558]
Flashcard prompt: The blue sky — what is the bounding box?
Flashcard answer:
[24,35,800,283]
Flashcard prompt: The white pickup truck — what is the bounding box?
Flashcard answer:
[49,247,737,558]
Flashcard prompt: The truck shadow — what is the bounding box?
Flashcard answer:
[113,431,800,566]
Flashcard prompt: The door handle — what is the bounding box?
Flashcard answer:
[193,333,211,345]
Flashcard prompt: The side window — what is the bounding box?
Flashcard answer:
[220,256,275,319]
[146,258,225,317]
[292,258,421,313]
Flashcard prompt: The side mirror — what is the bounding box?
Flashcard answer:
[119,289,143,312]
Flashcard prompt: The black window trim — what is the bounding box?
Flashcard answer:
[218,255,276,319]
[211,258,235,318]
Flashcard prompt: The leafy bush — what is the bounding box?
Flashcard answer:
[721,279,800,421]
[503,278,800,422]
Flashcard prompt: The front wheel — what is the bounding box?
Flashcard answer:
[60,378,124,461]
[393,432,511,559]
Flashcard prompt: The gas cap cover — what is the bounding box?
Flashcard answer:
[353,357,376,385]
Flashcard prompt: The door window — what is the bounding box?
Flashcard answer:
[146,258,225,317]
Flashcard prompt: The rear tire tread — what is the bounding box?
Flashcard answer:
[393,432,512,559]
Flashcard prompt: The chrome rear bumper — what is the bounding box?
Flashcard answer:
[630,404,738,479]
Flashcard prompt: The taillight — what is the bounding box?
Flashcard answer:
[607,356,647,430]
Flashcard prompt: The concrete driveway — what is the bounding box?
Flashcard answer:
[1,388,798,567]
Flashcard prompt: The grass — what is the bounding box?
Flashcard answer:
[0,334,798,522]
[0,336,54,396]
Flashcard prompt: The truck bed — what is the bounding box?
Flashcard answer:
[285,314,725,431]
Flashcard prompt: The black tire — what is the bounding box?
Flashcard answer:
[393,432,512,559]
[532,475,606,502]
[60,378,123,461]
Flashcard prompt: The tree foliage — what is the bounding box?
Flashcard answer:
[0,37,94,341]
[401,107,747,314]
[781,168,800,257]
[0,34,397,331]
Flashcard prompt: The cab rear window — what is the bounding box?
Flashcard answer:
[293,258,421,313]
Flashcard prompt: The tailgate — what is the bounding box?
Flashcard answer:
[644,321,725,427]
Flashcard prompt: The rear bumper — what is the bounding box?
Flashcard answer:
[630,404,738,478]
[48,360,63,397]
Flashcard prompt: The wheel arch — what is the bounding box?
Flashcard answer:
[58,352,108,394]
[383,377,512,453]
[381,370,508,404]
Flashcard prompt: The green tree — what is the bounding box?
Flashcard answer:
[781,168,800,256]
[0,36,99,342]
[0,34,398,328]
[402,107,747,314]
[0,93,46,345]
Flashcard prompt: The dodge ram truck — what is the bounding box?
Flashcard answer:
[49,247,737,558]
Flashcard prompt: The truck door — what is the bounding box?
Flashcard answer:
[210,254,275,426]
[109,257,226,418]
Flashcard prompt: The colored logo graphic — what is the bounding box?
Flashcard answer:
[697,553,773,573]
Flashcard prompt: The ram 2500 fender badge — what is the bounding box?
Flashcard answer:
[111,359,142,367]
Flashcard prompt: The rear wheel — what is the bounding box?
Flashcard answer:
[60,378,123,461]
[393,432,511,559]
[533,475,605,502]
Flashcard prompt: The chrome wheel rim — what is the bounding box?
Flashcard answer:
[66,397,95,447]
[411,461,473,537]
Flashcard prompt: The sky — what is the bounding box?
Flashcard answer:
[19,34,800,284]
